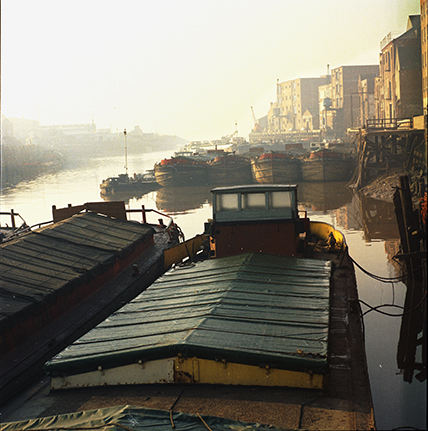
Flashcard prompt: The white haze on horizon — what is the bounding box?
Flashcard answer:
[1,0,421,141]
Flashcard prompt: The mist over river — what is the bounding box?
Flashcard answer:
[1,150,426,430]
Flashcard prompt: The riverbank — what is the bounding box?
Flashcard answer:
[359,168,426,202]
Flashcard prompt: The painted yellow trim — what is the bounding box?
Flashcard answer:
[164,235,207,269]
[174,356,326,389]
[309,221,346,249]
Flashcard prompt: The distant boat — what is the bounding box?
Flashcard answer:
[207,153,252,185]
[100,129,159,195]
[153,154,211,187]
[100,171,159,195]
[251,152,301,184]
[301,149,355,182]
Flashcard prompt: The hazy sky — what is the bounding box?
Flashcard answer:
[1,0,421,141]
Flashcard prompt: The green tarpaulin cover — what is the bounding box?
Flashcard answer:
[46,253,331,375]
[0,212,154,332]
[1,405,289,430]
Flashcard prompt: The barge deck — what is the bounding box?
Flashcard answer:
[1,187,375,430]
[0,202,180,404]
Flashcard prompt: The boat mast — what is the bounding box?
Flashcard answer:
[123,129,128,176]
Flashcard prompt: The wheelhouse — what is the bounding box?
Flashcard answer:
[205,184,309,258]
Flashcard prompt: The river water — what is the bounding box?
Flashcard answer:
[0,149,426,430]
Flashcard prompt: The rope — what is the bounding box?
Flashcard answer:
[196,413,213,431]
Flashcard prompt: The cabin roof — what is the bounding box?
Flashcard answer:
[45,252,331,377]
[211,184,298,194]
[0,212,154,333]
[211,184,299,222]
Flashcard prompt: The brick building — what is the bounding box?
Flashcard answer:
[270,76,330,133]
[328,65,379,135]
[375,15,422,122]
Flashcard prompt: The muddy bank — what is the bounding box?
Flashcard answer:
[358,169,426,202]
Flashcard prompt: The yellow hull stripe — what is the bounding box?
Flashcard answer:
[164,235,207,269]
[174,357,326,389]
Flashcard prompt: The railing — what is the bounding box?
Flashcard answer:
[0,210,27,230]
[127,205,173,229]
[366,118,413,130]
[1,204,176,243]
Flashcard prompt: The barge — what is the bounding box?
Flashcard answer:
[2,186,375,430]
[207,153,252,185]
[251,152,302,184]
[0,201,184,404]
[301,149,355,182]
[153,154,211,187]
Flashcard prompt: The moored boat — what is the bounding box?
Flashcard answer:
[99,130,159,195]
[153,155,211,187]
[16,184,376,430]
[251,152,302,183]
[301,148,355,182]
[207,153,252,185]
[99,171,159,195]
[0,201,184,404]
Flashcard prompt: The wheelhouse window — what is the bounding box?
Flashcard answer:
[213,186,298,222]
[241,192,265,209]
[270,191,292,209]
[216,193,239,211]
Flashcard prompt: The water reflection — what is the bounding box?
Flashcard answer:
[156,185,212,214]
[0,156,425,428]
[397,278,427,383]
[298,181,353,212]
[353,193,400,241]
[100,190,157,204]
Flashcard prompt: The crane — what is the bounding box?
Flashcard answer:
[251,106,262,132]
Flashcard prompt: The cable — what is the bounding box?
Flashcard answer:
[359,299,404,317]
[349,253,418,283]
[359,290,427,318]
[348,251,427,318]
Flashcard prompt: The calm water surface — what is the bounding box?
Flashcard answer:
[1,150,426,430]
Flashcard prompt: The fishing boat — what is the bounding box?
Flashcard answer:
[153,154,212,187]
[0,201,184,404]
[3,184,375,430]
[251,152,302,183]
[207,152,252,185]
[99,171,159,195]
[301,148,355,182]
